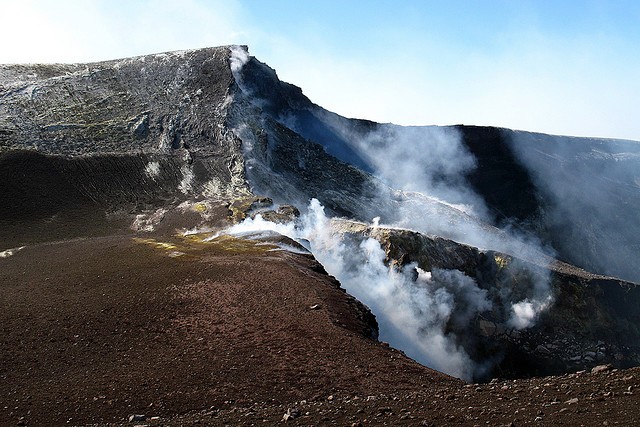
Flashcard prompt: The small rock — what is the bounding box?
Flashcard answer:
[327,395,334,401]
[128,415,146,423]
[309,304,321,310]
[565,398,579,405]
[591,364,613,374]
[282,408,300,421]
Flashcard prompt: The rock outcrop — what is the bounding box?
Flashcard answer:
[331,219,640,379]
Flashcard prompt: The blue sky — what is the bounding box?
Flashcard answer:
[1,0,639,140]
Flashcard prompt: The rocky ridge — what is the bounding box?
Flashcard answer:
[331,219,640,378]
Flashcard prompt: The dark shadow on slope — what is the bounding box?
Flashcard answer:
[238,57,374,173]
[0,150,207,246]
[455,125,545,228]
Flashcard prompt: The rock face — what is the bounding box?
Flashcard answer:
[502,130,640,283]
[1,45,639,381]
[331,219,640,379]
[1,48,234,155]
[0,47,249,245]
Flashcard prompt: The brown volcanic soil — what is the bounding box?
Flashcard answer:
[1,227,640,426]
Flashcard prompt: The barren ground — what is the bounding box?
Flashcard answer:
[1,225,639,426]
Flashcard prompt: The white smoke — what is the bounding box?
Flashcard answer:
[216,199,497,381]
[307,115,556,328]
[352,125,483,212]
[506,131,640,283]
[178,164,194,194]
[283,110,554,261]
[348,238,491,381]
[506,265,554,330]
[0,246,25,258]
[228,59,557,379]
[229,45,249,74]
[144,161,160,178]
[510,300,541,329]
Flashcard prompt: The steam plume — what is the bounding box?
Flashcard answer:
[228,55,558,380]
[216,199,544,380]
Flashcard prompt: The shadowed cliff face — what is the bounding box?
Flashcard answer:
[330,219,640,380]
[455,126,543,225]
[0,149,247,246]
[232,51,640,284]
[504,130,640,283]
[1,45,639,381]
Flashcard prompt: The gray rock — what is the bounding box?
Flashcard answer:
[592,364,613,374]
[282,408,300,421]
[128,414,146,422]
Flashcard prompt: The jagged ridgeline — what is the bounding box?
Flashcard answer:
[1,45,639,380]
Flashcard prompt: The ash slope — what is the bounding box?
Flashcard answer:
[1,45,640,383]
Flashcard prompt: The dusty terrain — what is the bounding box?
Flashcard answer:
[0,226,448,426]
[1,220,639,427]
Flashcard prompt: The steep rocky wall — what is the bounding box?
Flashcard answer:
[503,130,640,283]
[332,219,640,379]
[231,51,640,283]
[0,47,251,244]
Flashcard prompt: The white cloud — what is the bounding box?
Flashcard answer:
[0,0,245,63]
